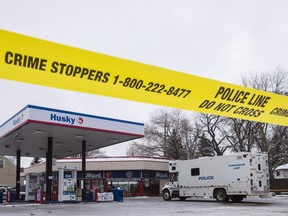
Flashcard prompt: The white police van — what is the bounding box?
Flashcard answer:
[162,153,270,202]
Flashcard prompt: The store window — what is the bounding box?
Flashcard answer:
[129,181,139,196]
[109,181,139,197]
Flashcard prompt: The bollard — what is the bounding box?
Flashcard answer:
[7,191,13,203]
[95,188,100,203]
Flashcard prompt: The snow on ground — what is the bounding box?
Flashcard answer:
[1,196,288,216]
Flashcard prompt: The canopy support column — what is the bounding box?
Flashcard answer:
[46,137,53,201]
[16,150,21,200]
[82,140,86,201]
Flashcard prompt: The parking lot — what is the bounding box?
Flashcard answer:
[1,196,288,216]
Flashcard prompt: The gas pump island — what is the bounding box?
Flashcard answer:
[0,105,144,202]
[25,166,77,202]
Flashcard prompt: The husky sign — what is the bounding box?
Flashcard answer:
[50,113,76,125]
[0,29,288,126]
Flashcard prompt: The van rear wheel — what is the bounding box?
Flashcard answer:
[162,190,172,201]
[215,189,228,202]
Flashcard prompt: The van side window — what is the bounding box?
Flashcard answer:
[191,168,200,176]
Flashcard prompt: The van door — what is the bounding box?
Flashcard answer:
[250,154,269,194]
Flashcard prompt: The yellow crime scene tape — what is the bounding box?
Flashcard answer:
[0,29,288,126]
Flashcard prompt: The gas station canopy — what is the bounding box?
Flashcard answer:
[0,105,144,158]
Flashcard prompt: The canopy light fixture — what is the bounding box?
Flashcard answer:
[33,130,44,134]
[109,138,118,143]
[13,132,19,139]
[17,138,25,143]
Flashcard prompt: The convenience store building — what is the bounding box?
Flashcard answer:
[24,156,169,200]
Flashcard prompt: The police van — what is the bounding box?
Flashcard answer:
[162,153,270,202]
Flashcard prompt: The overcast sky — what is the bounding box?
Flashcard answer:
[1,0,288,166]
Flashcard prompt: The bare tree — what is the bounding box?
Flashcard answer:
[69,149,106,158]
[196,113,230,156]
[126,140,160,157]
[254,124,288,169]
[225,119,260,152]
[242,66,288,94]
[239,67,288,174]
[182,119,202,159]
[126,109,199,159]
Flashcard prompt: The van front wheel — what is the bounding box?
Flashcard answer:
[215,189,228,202]
[162,190,172,201]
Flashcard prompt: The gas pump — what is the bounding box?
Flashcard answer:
[25,173,45,201]
[58,166,77,202]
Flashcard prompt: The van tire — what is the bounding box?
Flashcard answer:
[215,189,228,202]
[162,190,172,201]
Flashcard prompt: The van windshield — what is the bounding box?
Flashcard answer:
[169,173,179,182]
